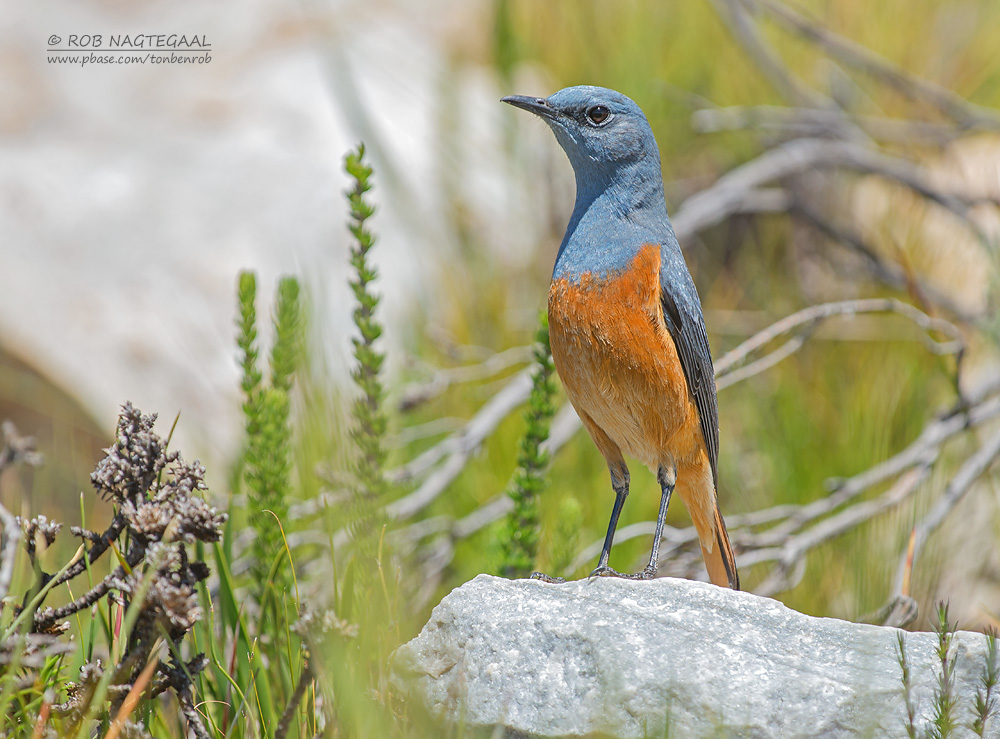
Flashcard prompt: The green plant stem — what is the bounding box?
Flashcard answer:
[498,313,556,578]
[345,143,389,562]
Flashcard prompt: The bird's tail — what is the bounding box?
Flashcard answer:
[675,470,740,590]
[701,504,739,590]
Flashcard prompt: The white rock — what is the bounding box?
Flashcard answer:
[394,574,998,738]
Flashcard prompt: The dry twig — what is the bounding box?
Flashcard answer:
[787,199,975,322]
[671,138,995,248]
[398,345,534,411]
[714,297,964,387]
[710,0,831,109]
[692,105,973,145]
[745,0,1000,129]
[892,427,1000,596]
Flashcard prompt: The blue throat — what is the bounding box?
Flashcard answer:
[552,157,676,282]
[552,155,674,282]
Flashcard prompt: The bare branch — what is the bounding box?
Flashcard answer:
[716,334,809,391]
[745,0,1000,129]
[752,463,932,596]
[388,369,534,521]
[714,298,964,384]
[892,426,1000,595]
[388,368,533,487]
[398,345,534,412]
[692,105,971,145]
[788,199,977,322]
[388,417,464,448]
[452,495,512,540]
[750,383,1000,543]
[388,384,1000,602]
[709,0,831,108]
[671,138,995,246]
[316,369,536,553]
[377,301,969,578]
[275,662,313,739]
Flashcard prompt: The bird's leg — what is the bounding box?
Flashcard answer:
[638,465,676,579]
[589,463,631,579]
[592,464,675,581]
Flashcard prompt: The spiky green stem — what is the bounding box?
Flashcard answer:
[238,270,301,590]
[931,601,957,739]
[345,144,389,560]
[972,629,1000,737]
[498,314,556,578]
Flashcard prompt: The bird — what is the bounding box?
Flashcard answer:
[502,86,739,589]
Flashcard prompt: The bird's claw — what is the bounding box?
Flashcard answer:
[588,564,658,580]
[529,571,566,584]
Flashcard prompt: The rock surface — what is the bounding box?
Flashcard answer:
[393,574,998,738]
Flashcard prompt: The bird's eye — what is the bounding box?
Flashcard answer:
[586,105,611,126]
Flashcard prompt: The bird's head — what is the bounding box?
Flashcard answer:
[502,86,659,178]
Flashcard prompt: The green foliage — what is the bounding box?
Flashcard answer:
[334,144,406,738]
[931,602,958,739]
[897,631,919,739]
[972,629,1000,737]
[237,272,263,407]
[231,273,311,738]
[0,405,232,738]
[497,314,556,578]
[492,0,518,83]
[896,604,1000,739]
[272,278,303,393]
[547,494,583,577]
[345,143,390,563]
[238,270,302,592]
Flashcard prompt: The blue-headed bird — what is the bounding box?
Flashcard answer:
[503,86,739,589]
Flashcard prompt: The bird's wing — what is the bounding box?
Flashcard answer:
[659,258,720,488]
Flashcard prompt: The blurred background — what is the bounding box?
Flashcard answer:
[2,0,1000,631]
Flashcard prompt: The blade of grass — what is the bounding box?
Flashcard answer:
[102,652,160,739]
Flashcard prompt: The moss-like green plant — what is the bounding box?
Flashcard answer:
[498,313,556,578]
[237,271,302,591]
[345,143,390,563]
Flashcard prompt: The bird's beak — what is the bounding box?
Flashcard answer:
[501,95,558,120]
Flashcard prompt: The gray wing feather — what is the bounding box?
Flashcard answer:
[659,263,720,489]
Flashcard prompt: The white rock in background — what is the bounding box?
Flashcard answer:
[394,574,997,738]
[0,0,562,477]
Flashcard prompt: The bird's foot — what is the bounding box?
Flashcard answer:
[588,564,658,581]
[588,565,624,579]
[636,563,658,580]
[529,571,566,584]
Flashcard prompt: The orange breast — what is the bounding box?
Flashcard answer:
[547,244,704,473]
